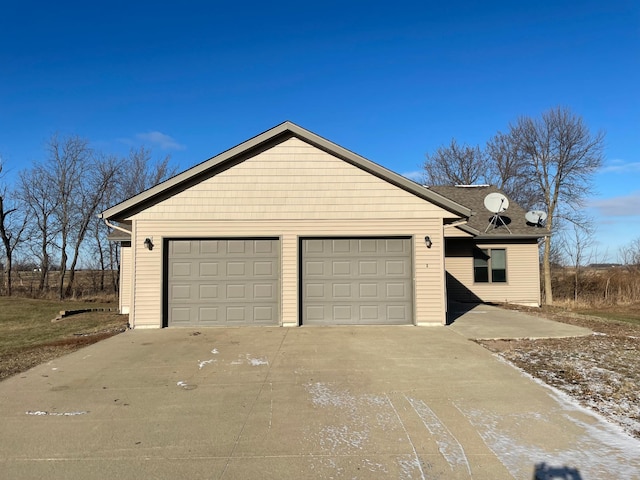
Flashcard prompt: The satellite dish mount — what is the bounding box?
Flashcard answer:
[525,210,548,227]
[483,192,512,233]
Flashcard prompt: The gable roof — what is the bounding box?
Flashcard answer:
[428,185,549,239]
[100,121,471,222]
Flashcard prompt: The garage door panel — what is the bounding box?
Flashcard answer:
[360,305,380,321]
[332,239,351,253]
[227,240,246,253]
[359,261,378,275]
[387,305,411,324]
[332,261,351,275]
[226,306,246,322]
[360,283,378,297]
[171,241,193,255]
[254,240,275,254]
[198,262,219,276]
[254,306,276,323]
[334,305,352,321]
[306,305,324,321]
[199,284,219,299]
[170,307,192,323]
[199,307,218,322]
[331,283,350,298]
[386,239,407,252]
[253,283,274,299]
[385,260,408,275]
[172,262,192,277]
[359,239,377,252]
[200,240,219,254]
[226,284,246,299]
[226,262,246,276]
[386,283,407,298]
[168,239,279,326]
[254,261,273,276]
[302,238,412,325]
[305,261,324,276]
[171,284,191,299]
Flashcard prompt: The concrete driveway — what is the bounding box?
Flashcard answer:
[1,323,638,479]
[447,303,593,339]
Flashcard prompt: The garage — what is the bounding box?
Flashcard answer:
[301,238,413,325]
[167,239,280,326]
[102,122,472,328]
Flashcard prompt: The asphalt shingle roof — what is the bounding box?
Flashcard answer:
[428,185,549,238]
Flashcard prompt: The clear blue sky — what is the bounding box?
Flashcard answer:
[1,0,638,262]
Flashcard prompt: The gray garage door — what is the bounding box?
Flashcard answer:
[302,238,413,325]
[167,239,279,326]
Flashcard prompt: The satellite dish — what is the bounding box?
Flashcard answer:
[525,210,548,225]
[484,192,509,213]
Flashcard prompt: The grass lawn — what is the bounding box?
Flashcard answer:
[0,297,128,381]
[575,307,640,326]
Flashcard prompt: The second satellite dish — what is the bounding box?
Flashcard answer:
[525,210,548,225]
[484,192,509,213]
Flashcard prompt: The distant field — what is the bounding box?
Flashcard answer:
[0,297,128,381]
[3,269,119,298]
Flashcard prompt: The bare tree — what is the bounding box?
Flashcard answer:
[0,162,29,295]
[485,131,541,209]
[562,222,594,304]
[42,134,94,299]
[510,106,605,305]
[118,146,175,200]
[423,106,604,306]
[64,153,121,297]
[18,164,60,292]
[423,139,489,186]
[619,237,640,269]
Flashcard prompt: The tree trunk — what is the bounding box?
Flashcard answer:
[58,247,67,300]
[4,255,11,296]
[38,243,49,292]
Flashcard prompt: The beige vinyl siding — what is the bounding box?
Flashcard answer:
[119,244,131,314]
[125,136,461,328]
[133,138,454,221]
[445,238,541,306]
[130,219,446,328]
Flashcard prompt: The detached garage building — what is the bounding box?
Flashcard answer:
[101,122,542,329]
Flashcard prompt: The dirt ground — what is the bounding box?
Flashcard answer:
[478,304,640,439]
[0,312,128,381]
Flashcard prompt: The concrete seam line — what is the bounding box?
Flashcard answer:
[217,329,289,480]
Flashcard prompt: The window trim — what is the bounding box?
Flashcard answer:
[473,247,507,284]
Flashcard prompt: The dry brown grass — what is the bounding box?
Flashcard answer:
[0,297,128,381]
[551,266,640,306]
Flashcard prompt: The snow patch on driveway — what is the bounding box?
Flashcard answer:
[26,410,88,416]
[455,367,640,479]
[230,354,269,366]
[407,397,471,475]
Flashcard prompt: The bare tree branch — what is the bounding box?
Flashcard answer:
[423,139,489,186]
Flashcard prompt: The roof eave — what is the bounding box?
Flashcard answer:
[474,232,550,240]
[100,121,472,221]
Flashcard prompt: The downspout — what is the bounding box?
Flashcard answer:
[103,218,131,236]
[443,218,470,230]
[102,218,133,325]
